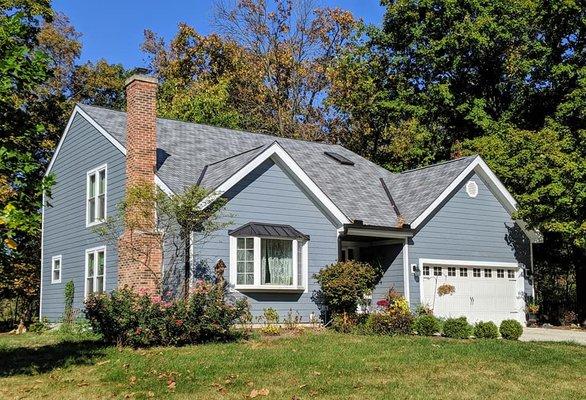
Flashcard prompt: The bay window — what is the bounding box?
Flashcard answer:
[229,222,309,292]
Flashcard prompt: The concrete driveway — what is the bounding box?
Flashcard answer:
[520,327,586,345]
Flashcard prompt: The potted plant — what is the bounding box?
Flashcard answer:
[526,302,539,325]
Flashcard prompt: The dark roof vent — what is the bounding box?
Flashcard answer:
[324,151,354,166]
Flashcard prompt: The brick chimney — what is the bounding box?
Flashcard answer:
[118,74,162,294]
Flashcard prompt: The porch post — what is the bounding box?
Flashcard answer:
[403,238,410,305]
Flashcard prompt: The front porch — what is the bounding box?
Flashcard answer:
[338,226,413,308]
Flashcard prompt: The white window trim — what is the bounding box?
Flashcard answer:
[229,235,308,293]
[84,246,107,298]
[51,255,62,284]
[418,258,520,304]
[86,164,108,227]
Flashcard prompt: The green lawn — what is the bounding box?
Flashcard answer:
[0,330,585,400]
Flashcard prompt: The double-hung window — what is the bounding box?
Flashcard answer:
[51,255,62,284]
[85,247,106,297]
[229,223,309,292]
[87,165,107,226]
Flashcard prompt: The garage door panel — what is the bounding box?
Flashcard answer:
[421,265,520,324]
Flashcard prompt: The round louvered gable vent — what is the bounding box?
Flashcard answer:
[466,180,478,198]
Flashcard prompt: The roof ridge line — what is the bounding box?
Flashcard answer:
[400,156,477,174]
[205,144,267,167]
[79,103,341,147]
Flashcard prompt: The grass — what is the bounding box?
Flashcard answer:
[1,330,585,400]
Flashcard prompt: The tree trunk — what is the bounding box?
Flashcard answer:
[183,232,191,299]
[575,247,586,326]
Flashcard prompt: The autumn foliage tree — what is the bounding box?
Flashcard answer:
[143,0,357,140]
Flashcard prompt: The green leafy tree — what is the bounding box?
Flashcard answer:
[0,1,54,321]
[329,0,585,322]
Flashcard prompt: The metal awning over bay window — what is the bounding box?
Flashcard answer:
[228,222,309,292]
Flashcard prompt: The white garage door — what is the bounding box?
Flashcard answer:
[421,263,522,324]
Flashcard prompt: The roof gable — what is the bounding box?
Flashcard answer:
[407,156,517,229]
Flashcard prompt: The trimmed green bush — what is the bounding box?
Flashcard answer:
[500,319,523,340]
[474,321,499,339]
[413,314,441,336]
[314,261,378,318]
[442,317,473,339]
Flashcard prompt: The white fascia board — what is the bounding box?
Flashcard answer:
[418,258,519,269]
[198,142,351,225]
[345,227,413,239]
[45,105,174,196]
[411,156,518,229]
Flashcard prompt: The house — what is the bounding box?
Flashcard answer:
[40,74,538,325]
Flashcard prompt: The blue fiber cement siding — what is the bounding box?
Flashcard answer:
[408,172,532,305]
[360,244,404,303]
[41,114,125,321]
[194,158,340,321]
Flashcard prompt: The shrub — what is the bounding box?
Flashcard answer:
[415,304,433,316]
[474,321,499,339]
[413,314,441,336]
[314,261,378,318]
[283,309,302,331]
[366,294,413,335]
[500,319,523,340]
[29,317,50,334]
[259,308,281,335]
[84,282,249,347]
[63,281,75,324]
[442,317,473,339]
[331,313,358,333]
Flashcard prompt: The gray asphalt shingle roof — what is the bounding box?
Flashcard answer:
[78,104,476,228]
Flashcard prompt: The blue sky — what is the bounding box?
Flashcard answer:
[53,0,384,68]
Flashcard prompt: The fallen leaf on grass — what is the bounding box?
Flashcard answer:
[96,360,111,366]
[129,376,137,385]
[249,388,270,398]
[167,379,176,391]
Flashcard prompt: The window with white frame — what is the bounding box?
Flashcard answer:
[508,269,515,279]
[423,266,430,276]
[473,268,481,277]
[497,269,504,278]
[85,247,106,297]
[433,266,442,276]
[230,235,308,290]
[460,267,468,277]
[484,268,492,278]
[87,165,107,225]
[51,255,62,284]
[447,267,456,276]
